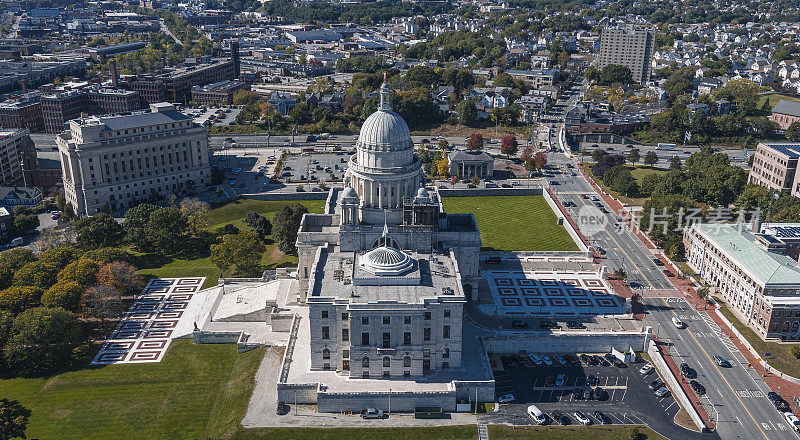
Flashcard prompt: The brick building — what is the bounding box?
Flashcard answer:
[770,99,800,130]
[41,88,143,133]
[191,80,247,106]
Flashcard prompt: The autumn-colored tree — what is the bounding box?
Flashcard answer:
[466,133,483,150]
[179,198,211,236]
[57,259,100,288]
[0,286,43,313]
[12,261,59,289]
[79,284,123,325]
[96,261,145,297]
[501,135,518,156]
[450,175,458,185]
[534,151,548,170]
[436,155,450,177]
[41,282,83,311]
[0,248,35,290]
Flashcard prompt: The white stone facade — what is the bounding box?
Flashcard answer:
[57,103,210,216]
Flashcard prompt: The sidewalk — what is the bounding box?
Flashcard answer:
[653,337,715,431]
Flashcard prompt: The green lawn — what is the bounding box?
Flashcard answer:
[590,164,667,206]
[136,199,325,284]
[441,196,578,251]
[757,93,800,110]
[489,425,666,440]
[0,340,264,440]
[717,304,800,378]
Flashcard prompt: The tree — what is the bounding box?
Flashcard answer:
[97,261,144,297]
[470,176,481,186]
[534,151,548,170]
[74,213,124,249]
[592,148,607,162]
[612,267,627,281]
[3,307,82,377]
[79,284,123,325]
[123,203,159,251]
[597,64,634,85]
[272,204,308,254]
[220,224,239,235]
[145,207,187,255]
[630,292,642,304]
[644,151,659,166]
[501,135,519,156]
[0,286,42,314]
[244,213,273,241]
[438,139,448,150]
[792,346,800,359]
[12,261,59,289]
[787,122,800,142]
[592,155,625,178]
[627,148,641,165]
[57,258,100,288]
[435,155,450,177]
[670,156,683,170]
[0,249,35,290]
[179,198,210,236]
[210,230,266,275]
[466,133,483,150]
[13,215,38,233]
[456,99,477,126]
[0,399,31,440]
[41,282,82,311]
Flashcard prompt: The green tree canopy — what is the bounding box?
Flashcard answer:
[4,307,82,377]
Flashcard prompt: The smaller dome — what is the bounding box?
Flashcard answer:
[340,186,358,202]
[414,187,431,202]
[361,246,414,276]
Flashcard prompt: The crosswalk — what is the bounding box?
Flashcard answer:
[696,311,742,356]
[478,424,489,440]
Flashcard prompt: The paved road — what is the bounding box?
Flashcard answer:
[644,297,799,440]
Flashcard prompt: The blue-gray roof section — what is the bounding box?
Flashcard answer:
[772,99,800,117]
[98,110,191,131]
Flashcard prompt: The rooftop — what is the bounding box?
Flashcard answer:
[758,142,800,158]
[772,99,800,117]
[696,223,800,285]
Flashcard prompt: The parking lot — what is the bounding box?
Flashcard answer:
[481,352,710,439]
[280,152,349,184]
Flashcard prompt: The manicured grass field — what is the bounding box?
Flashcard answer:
[441,196,578,251]
[136,198,326,284]
[0,340,264,440]
[717,304,800,378]
[489,425,666,440]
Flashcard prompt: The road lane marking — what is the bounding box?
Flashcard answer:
[661,298,770,440]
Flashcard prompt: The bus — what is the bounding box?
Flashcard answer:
[656,143,676,150]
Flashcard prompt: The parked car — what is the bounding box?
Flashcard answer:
[593,410,611,424]
[361,408,385,419]
[653,258,665,266]
[566,321,585,329]
[50,210,61,220]
[768,392,791,411]
[586,375,597,386]
[572,388,583,400]
[555,374,566,387]
[540,355,554,366]
[592,387,605,401]
[593,355,610,366]
[784,412,800,432]
[540,320,558,329]
[527,405,547,425]
[544,375,556,387]
[639,364,654,375]
[574,411,591,425]
[498,394,515,404]
[552,410,570,425]
[649,380,664,390]
[582,388,593,400]
[690,380,706,395]
[276,401,288,415]
[528,354,543,366]
[511,320,528,329]
[485,256,502,264]
[663,270,675,277]
[654,387,670,398]
[713,355,731,368]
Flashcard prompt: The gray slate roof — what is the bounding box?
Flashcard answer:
[772,99,800,117]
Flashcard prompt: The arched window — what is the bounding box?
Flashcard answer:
[322,348,330,360]
[403,356,411,367]
[383,356,391,367]
[362,356,369,368]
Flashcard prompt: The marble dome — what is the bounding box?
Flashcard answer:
[361,246,414,276]
[358,110,413,150]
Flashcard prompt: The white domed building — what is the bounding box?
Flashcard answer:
[285,83,491,413]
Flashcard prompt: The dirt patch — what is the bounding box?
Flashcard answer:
[673,407,700,432]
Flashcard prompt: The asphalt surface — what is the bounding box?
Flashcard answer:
[643,297,800,440]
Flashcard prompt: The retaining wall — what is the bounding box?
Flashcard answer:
[482,330,650,354]
[317,390,457,413]
[437,187,542,197]
[542,187,589,252]
[647,340,705,431]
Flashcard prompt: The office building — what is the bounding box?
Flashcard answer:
[41,88,143,133]
[685,222,800,340]
[57,103,211,216]
[191,80,247,106]
[0,95,43,132]
[0,130,35,186]
[747,142,800,198]
[597,25,655,84]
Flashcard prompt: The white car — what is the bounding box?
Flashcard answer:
[528,354,543,366]
[540,355,554,366]
[527,405,546,425]
[639,364,654,375]
[574,411,591,425]
[784,412,800,432]
[654,387,670,398]
[672,316,685,328]
[498,394,515,404]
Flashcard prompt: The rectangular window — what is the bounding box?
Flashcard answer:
[382,332,391,348]
[443,325,450,339]
[424,328,431,341]
[361,332,369,346]
[404,316,411,325]
[404,331,411,345]
[321,310,328,319]
[321,326,329,339]
[342,312,349,321]
[342,350,349,359]
[424,312,431,320]
[362,316,369,325]
[383,316,390,325]
[341,328,349,341]
[423,349,430,358]
[444,309,451,318]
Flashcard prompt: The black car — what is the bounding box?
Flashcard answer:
[680,362,695,378]
[579,354,594,366]
[586,375,598,386]
[649,380,664,390]
[592,387,605,401]
[501,183,512,188]
[276,401,288,415]
[573,388,583,399]
[511,320,528,329]
[567,321,585,329]
[689,380,706,396]
[552,410,570,425]
[485,256,502,264]
[594,355,610,367]
[593,410,611,424]
[540,320,558,329]
[653,258,665,266]
[768,392,790,411]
